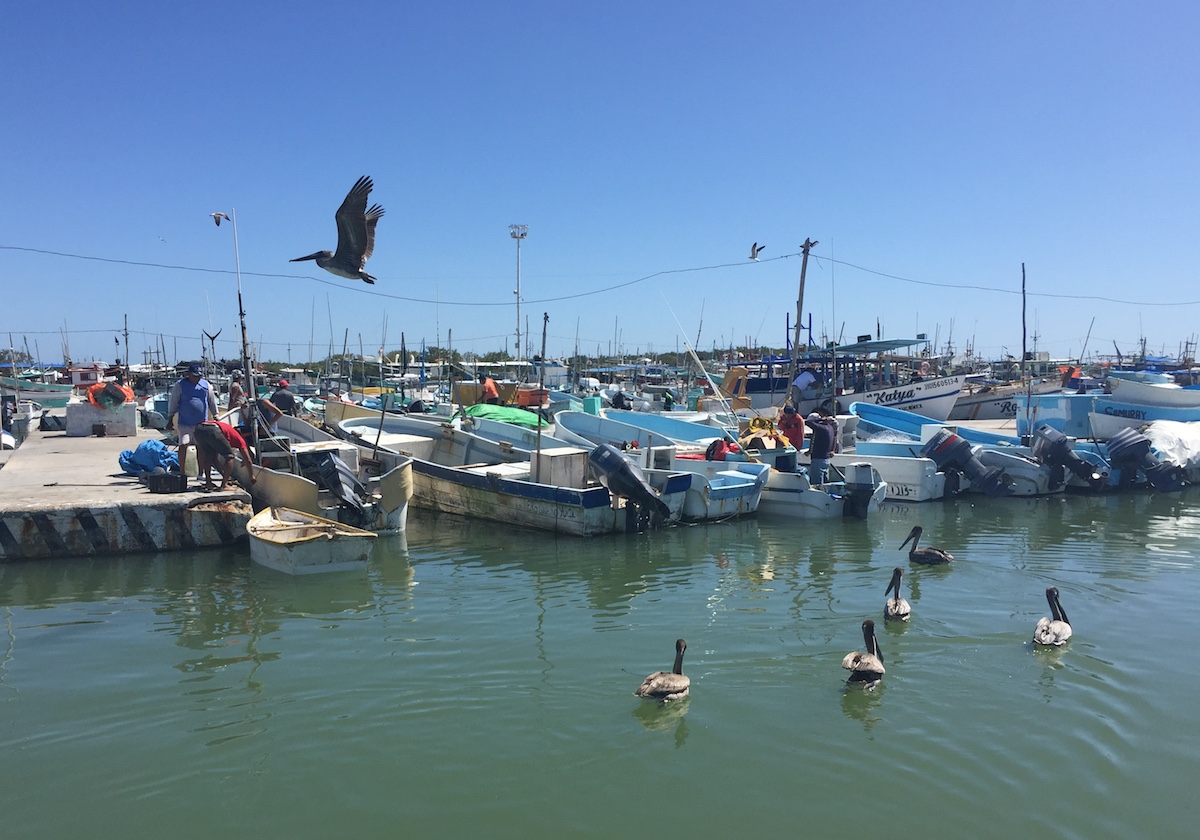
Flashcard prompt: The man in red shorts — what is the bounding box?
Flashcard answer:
[194,420,257,492]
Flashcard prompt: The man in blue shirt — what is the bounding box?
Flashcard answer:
[166,362,219,484]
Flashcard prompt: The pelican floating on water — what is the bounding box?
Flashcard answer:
[842,619,885,689]
[900,525,954,565]
[1033,586,1072,646]
[884,567,911,621]
[291,175,385,284]
[634,638,690,702]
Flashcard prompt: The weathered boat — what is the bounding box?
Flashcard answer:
[1105,377,1200,408]
[247,506,377,574]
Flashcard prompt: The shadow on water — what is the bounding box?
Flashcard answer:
[840,680,884,733]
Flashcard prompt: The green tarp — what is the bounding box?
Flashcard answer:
[461,403,548,429]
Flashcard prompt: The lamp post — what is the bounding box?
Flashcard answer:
[212,209,257,458]
[509,224,528,370]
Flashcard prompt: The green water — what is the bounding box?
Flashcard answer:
[2,492,1198,838]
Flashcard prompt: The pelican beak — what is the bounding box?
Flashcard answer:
[291,252,321,263]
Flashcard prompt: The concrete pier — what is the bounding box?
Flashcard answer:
[0,423,252,561]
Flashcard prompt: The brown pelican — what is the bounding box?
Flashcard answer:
[1033,586,1072,646]
[842,619,885,689]
[899,525,954,565]
[291,176,385,284]
[884,567,911,621]
[749,242,765,261]
[634,638,690,702]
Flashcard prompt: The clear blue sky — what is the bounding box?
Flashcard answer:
[3,2,1198,368]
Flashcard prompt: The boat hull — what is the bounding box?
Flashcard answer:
[247,506,377,574]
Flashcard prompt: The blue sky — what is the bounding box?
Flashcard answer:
[3,2,1198,368]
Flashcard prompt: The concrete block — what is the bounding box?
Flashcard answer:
[66,401,137,437]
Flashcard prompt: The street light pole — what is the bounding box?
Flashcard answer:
[509,224,528,372]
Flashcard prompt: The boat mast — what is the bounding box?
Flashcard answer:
[786,238,818,403]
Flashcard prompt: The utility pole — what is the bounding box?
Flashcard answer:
[786,238,819,402]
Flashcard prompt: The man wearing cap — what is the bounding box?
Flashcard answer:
[270,378,298,416]
[166,362,219,485]
[228,371,246,411]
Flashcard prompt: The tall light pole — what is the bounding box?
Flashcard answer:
[212,209,256,456]
[509,224,528,369]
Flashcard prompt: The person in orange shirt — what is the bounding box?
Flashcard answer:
[480,372,500,405]
[777,404,804,448]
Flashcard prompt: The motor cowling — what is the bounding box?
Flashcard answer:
[1030,425,1108,490]
[1106,427,1183,492]
[588,443,672,521]
[919,427,1014,497]
[840,462,876,519]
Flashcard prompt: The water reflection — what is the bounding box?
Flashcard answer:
[840,681,884,733]
[632,697,690,746]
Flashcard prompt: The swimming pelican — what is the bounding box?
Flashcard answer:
[899,525,954,565]
[842,619,885,689]
[884,567,911,621]
[749,242,765,261]
[1033,586,1072,646]
[291,176,385,284]
[634,638,690,702]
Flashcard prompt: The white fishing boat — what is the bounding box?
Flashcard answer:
[247,506,377,575]
[1106,376,1200,408]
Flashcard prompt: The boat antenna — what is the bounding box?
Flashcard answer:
[785,238,818,404]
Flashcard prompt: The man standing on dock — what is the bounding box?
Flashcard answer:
[166,362,219,486]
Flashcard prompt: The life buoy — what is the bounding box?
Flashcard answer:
[919,361,931,376]
[819,398,842,415]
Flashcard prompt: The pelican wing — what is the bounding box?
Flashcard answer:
[634,671,691,701]
[1033,618,1072,646]
[885,597,911,620]
[363,203,385,262]
[842,652,885,674]
[333,176,374,268]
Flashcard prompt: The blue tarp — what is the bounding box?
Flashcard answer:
[119,439,179,476]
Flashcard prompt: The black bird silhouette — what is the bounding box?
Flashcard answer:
[291,176,385,284]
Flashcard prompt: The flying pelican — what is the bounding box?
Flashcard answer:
[842,619,885,689]
[749,242,765,261]
[1033,586,1072,646]
[291,176,385,284]
[884,567,911,621]
[634,638,690,702]
[899,525,954,565]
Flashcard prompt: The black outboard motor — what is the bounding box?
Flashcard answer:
[1105,427,1183,492]
[1030,425,1108,491]
[298,451,373,525]
[840,462,877,520]
[588,443,672,527]
[919,427,1015,497]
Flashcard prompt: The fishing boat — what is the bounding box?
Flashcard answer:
[1105,377,1200,408]
[332,411,691,536]
[1,375,75,408]
[1087,398,1200,441]
[554,408,883,519]
[247,506,377,575]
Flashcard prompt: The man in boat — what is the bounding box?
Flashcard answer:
[166,362,219,487]
[777,403,804,448]
[480,372,500,405]
[194,419,257,492]
[805,408,838,485]
[228,371,246,410]
[791,367,819,405]
[271,379,298,416]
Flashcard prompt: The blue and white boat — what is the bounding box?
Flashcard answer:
[554,409,884,519]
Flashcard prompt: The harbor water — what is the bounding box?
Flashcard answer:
[3,491,1198,838]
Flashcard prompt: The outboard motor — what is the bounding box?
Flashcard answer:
[1030,425,1108,491]
[1106,427,1183,492]
[299,451,374,526]
[588,443,672,527]
[840,462,877,520]
[919,427,1015,497]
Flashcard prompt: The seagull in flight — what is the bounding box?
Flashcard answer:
[211,212,229,226]
[749,242,765,261]
[291,176,385,284]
